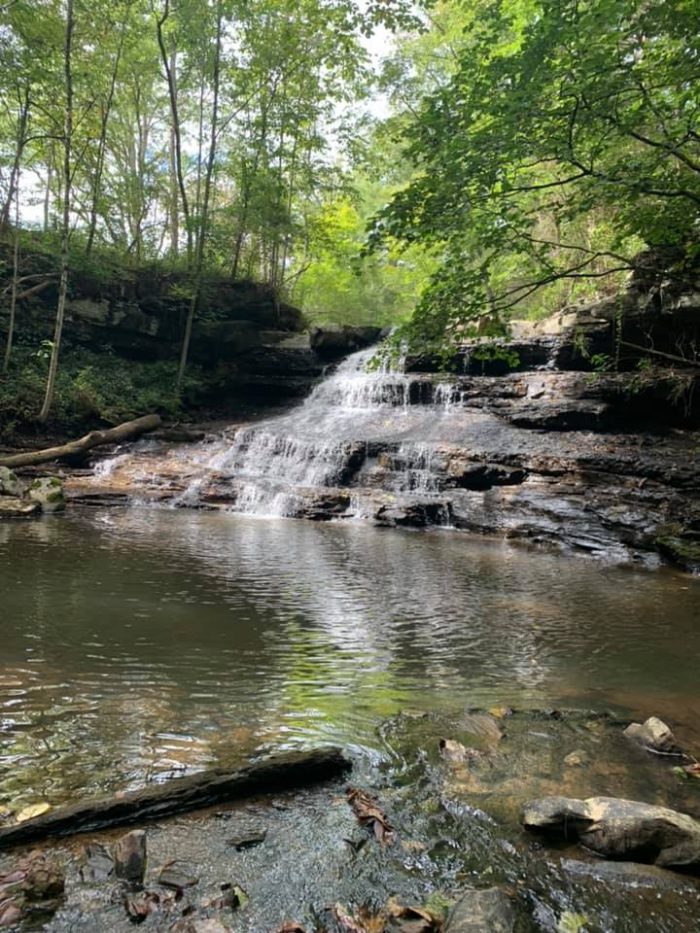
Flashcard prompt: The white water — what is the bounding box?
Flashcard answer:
[173,347,463,517]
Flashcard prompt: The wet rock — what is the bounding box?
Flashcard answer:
[656,533,700,574]
[563,749,590,767]
[462,712,503,748]
[624,716,682,755]
[124,889,164,921]
[375,500,451,528]
[0,496,39,517]
[439,739,483,763]
[0,467,22,497]
[27,477,65,513]
[226,829,267,850]
[310,324,382,360]
[295,489,351,521]
[0,852,65,926]
[446,460,527,490]
[170,919,232,933]
[80,842,115,882]
[560,858,697,891]
[158,860,200,889]
[113,829,147,884]
[522,795,700,869]
[446,887,518,932]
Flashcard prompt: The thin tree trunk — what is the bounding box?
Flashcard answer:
[0,85,29,232]
[38,0,74,423]
[167,49,179,257]
[85,14,126,256]
[43,149,54,231]
[176,2,222,391]
[156,4,191,262]
[2,179,20,375]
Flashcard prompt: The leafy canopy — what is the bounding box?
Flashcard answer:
[370,0,700,349]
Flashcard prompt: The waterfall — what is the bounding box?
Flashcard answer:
[171,346,459,520]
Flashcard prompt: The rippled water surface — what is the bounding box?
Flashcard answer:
[1,508,699,806]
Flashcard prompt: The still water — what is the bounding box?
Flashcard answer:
[1,508,698,807]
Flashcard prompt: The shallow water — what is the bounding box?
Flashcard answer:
[1,507,698,809]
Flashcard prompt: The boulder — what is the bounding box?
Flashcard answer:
[446,887,518,932]
[0,466,23,497]
[623,716,681,755]
[522,795,700,869]
[0,497,39,517]
[27,477,65,513]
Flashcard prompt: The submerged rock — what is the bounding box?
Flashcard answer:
[446,887,518,932]
[623,716,682,755]
[522,795,700,869]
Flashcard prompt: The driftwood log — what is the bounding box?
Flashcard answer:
[0,414,162,469]
[0,748,349,848]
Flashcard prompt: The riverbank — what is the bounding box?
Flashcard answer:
[1,707,699,932]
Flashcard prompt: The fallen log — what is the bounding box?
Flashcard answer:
[0,414,162,469]
[0,748,350,848]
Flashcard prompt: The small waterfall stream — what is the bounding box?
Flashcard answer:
[173,347,462,519]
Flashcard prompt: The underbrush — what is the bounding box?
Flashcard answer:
[0,344,206,441]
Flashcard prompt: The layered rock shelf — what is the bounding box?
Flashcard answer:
[61,301,700,572]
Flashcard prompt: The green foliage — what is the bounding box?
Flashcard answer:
[370,0,700,352]
[0,345,199,439]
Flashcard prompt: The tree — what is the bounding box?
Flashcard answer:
[370,0,700,350]
[38,0,74,423]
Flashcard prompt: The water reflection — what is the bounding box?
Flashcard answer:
[1,509,699,804]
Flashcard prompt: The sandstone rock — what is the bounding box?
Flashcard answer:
[113,829,147,884]
[27,477,65,513]
[446,887,518,932]
[0,496,39,517]
[522,795,700,869]
[0,466,23,497]
[623,716,681,755]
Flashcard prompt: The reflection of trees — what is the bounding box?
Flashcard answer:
[1,508,698,804]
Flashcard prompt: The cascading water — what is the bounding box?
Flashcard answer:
[172,346,462,520]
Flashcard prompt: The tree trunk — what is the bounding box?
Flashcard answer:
[85,14,127,257]
[176,3,222,391]
[156,5,191,262]
[43,149,54,232]
[0,85,29,232]
[38,0,74,423]
[167,49,179,257]
[2,182,20,375]
[0,414,162,469]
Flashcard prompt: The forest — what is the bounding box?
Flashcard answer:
[1,3,700,931]
[0,0,696,432]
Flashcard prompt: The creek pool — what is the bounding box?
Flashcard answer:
[1,507,698,807]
